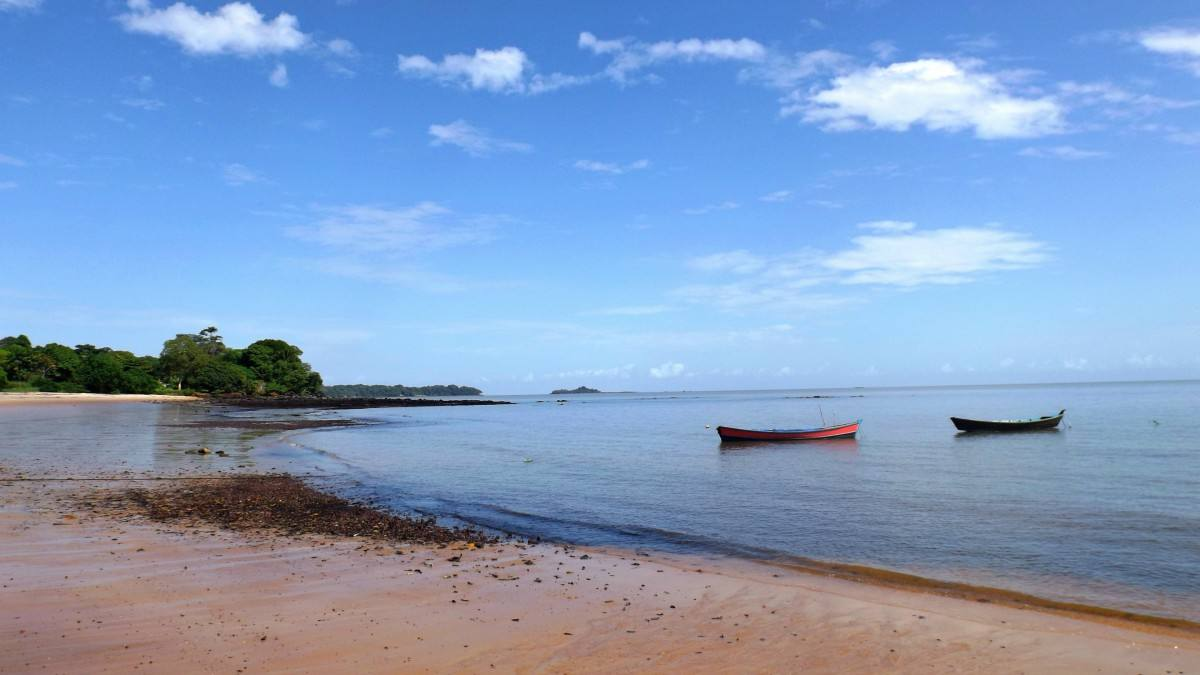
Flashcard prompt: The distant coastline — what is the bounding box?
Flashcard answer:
[324,383,483,398]
[550,386,602,395]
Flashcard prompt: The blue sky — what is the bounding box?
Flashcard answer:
[2,1,1199,393]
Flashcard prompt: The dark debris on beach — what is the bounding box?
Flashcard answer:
[210,396,512,410]
[161,418,366,431]
[99,475,497,547]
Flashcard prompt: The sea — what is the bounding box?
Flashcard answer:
[2,380,1197,622]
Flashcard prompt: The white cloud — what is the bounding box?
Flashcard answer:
[325,38,357,58]
[1018,145,1108,160]
[807,199,844,209]
[120,97,165,110]
[1138,28,1200,75]
[688,250,766,274]
[551,364,636,380]
[428,120,531,157]
[222,162,263,185]
[579,31,767,83]
[573,158,649,175]
[741,49,850,89]
[398,45,586,94]
[825,225,1048,285]
[269,63,288,87]
[0,153,26,167]
[683,200,739,215]
[869,40,899,61]
[0,0,41,10]
[1057,81,1197,118]
[286,202,493,254]
[398,46,529,93]
[759,190,793,202]
[857,219,915,232]
[118,1,308,56]
[798,58,1065,139]
[678,222,1048,312]
[649,361,686,379]
[0,181,17,190]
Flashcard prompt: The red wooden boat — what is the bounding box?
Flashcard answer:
[716,419,861,441]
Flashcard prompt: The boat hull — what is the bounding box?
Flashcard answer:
[717,421,860,441]
[950,410,1065,432]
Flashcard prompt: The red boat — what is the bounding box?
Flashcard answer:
[716,420,861,441]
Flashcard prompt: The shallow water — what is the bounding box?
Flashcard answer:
[2,381,1198,621]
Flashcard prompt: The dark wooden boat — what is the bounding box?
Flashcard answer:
[717,420,860,441]
[950,409,1065,432]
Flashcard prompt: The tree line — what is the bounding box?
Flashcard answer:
[0,327,322,396]
[323,383,482,398]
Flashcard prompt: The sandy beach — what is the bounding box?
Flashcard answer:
[3,472,1198,673]
[0,393,199,406]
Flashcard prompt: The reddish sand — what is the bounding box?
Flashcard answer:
[2,480,1198,673]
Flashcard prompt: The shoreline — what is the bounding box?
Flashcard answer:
[3,401,1199,671]
[0,392,199,405]
[3,474,1198,672]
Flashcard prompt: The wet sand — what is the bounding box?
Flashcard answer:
[3,477,1198,673]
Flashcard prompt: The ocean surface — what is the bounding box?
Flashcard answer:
[2,381,1198,621]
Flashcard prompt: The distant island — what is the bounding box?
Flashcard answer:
[324,384,482,398]
[550,386,602,395]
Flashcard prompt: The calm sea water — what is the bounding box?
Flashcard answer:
[2,381,1197,621]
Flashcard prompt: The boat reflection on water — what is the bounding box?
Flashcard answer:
[718,437,860,452]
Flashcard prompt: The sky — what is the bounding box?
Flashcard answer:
[2,1,1199,393]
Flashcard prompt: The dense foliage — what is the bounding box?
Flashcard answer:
[0,327,322,396]
[323,383,482,398]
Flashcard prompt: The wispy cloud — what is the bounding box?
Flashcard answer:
[428,120,531,157]
[649,361,687,378]
[118,0,309,56]
[0,153,26,167]
[0,0,41,11]
[572,158,649,175]
[1138,27,1200,76]
[683,200,738,216]
[796,59,1065,139]
[677,222,1049,312]
[826,224,1049,285]
[269,63,288,88]
[397,46,587,94]
[286,202,494,254]
[1018,145,1108,160]
[579,31,767,83]
[759,190,793,202]
[580,305,675,317]
[120,97,165,110]
[222,162,264,186]
[0,181,17,190]
[858,220,915,232]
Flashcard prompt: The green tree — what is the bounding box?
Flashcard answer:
[159,335,210,389]
[240,339,323,395]
[76,352,125,393]
[39,343,82,382]
[189,360,254,394]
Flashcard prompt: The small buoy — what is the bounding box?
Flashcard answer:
[705,425,711,429]
[522,457,534,463]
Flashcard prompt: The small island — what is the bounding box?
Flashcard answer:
[550,386,602,395]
